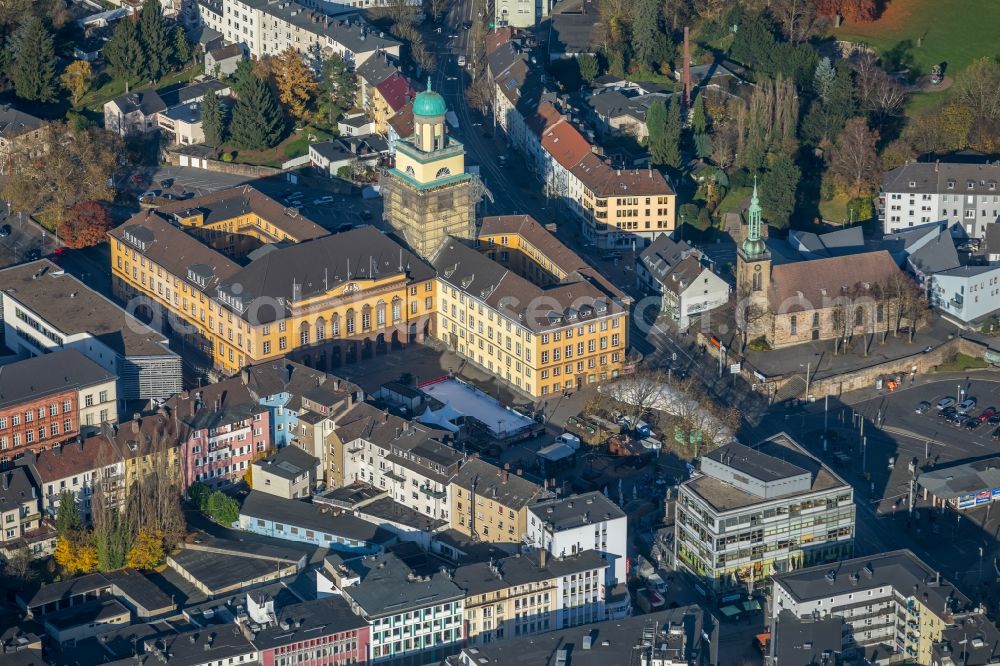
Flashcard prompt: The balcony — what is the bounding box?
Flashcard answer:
[420,486,447,500]
[20,512,41,525]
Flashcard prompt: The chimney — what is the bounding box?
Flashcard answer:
[241,368,250,385]
[214,399,220,412]
[502,470,509,484]
[539,549,547,568]
[131,414,141,433]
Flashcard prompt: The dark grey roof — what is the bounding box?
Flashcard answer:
[109,89,166,116]
[451,458,543,510]
[451,605,715,666]
[358,496,447,532]
[341,551,464,617]
[144,626,256,666]
[238,0,398,53]
[42,599,129,631]
[159,78,229,108]
[529,491,625,530]
[206,43,245,61]
[539,0,602,55]
[0,467,37,513]
[355,52,399,87]
[935,613,1000,665]
[240,491,396,545]
[218,227,434,322]
[310,140,354,162]
[0,106,44,138]
[454,549,607,597]
[705,441,809,482]
[934,263,1000,279]
[104,569,175,615]
[640,234,693,282]
[167,376,265,431]
[883,160,1000,196]
[23,572,109,611]
[255,444,319,481]
[906,228,960,275]
[772,549,974,619]
[251,596,366,649]
[167,547,299,595]
[244,358,359,412]
[0,350,115,409]
[0,260,177,358]
[917,456,1000,499]
[985,224,1000,252]
[771,610,844,666]
[789,226,865,259]
[584,88,670,123]
[162,102,202,124]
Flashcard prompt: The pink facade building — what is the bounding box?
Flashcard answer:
[168,378,272,490]
[248,592,370,666]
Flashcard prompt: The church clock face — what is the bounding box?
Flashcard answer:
[754,264,762,272]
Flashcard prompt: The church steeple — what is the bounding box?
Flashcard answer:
[741,175,767,258]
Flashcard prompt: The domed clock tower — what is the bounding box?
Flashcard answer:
[382,80,477,261]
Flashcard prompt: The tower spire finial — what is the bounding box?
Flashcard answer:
[426,76,432,93]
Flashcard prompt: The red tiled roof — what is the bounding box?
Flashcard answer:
[571,153,674,197]
[768,250,902,314]
[541,120,591,170]
[375,73,415,113]
[388,101,414,139]
[485,27,514,56]
[526,101,563,138]
[31,437,118,482]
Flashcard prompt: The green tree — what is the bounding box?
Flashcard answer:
[814,56,836,104]
[201,92,226,147]
[104,18,144,85]
[731,12,776,75]
[55,491,81,536]
[647,98,682,169]
[10,16,57,102]
[317,53,356,125]
[188,482,211,511]
[138,0,172,81]
[205,491,239,524]
[229,73,284,150]
[759,154,800,229]
[578,53,599,83]
[231,58,257,97]
[694,132,712,159]
[691,93,708,134]
[631,0,660,71]
[172,25,191,68]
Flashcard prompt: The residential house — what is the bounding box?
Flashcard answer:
[204,43,245,76]
[96,410,181,493]
[771,550,998,665]
[537,0,602,59]
[18,438,123,526]
[143,626,258,666]
[310,140,357,177]
[338,112,376,137]
[493,0,550,28]
[881,160,1000,237]
[165,378,272,490]
[0,350,118,464]
[0,106,46,175]
[582,87,671,141]
[156,102,206,145]
[929,264,1000,325]
[251,444,319,499]
[449,458,547,543]
[640,248,730,329]
[103,90,167,136]
[334,551,465,663]
[0,466,46,558]
[369,72,415,137]
[454,549,607,645]
[243,591,370,666]
[526,491,627,588]
[337,403,464,521]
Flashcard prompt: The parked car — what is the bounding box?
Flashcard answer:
[946,412,964,424]
[0,224,10,237]
[159,178,173,189]
[457,55,466,67]
[915,401,932,414]
[360,209,373,221]
[979,407,997,423]
[938,406,957,419]
[988,413,1000,425]
[958,397,977,414]
[25,248,40,260]
[936,397,956,410]
[992,427,1000,440]
[312,196,335,205]
[966,417,982,430]
[462,19,472,28]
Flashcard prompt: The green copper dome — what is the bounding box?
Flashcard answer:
[413,78,447,117]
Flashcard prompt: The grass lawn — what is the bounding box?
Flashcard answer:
[223,126,334,168]
[832,0,1000,80]
[715,186,751,217]
[936,353,989,373]
[818,193,852,225]
[80,63,204,114]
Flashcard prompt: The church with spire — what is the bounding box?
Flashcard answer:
[735,178,909,349]
[381,80,478,261]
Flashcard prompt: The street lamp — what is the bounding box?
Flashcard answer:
[800,362,811,399]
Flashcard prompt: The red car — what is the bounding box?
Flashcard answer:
[52,247,66,256]
[979,407,997,423]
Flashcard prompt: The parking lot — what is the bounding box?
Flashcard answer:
[852,376,1000,462]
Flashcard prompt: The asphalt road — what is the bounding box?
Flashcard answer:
[0,207,47,269]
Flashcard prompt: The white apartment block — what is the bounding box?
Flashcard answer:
[674,435,855,591]
[881,161,1000,237]
[929,264,1000,324]
[194,0,400,64]
[338,404,463,521]
[494,0,550,28]
[526,492,628,588]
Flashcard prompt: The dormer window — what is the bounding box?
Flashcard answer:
[990,182,997,191]
[947,180,955,190]
[968,181,975,190]
[908,181,916,188]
